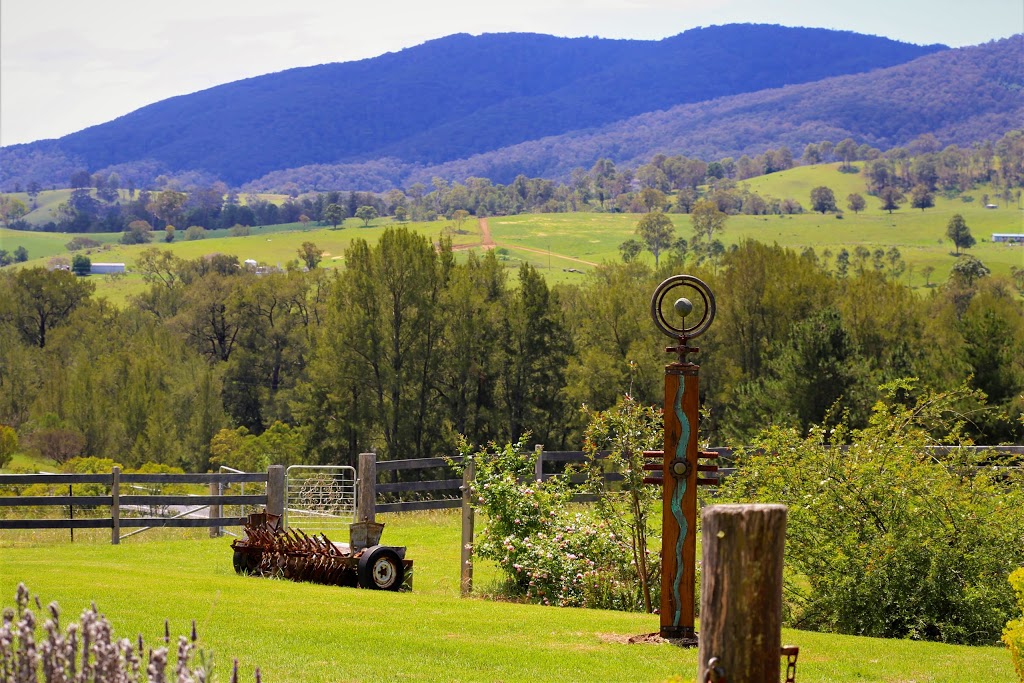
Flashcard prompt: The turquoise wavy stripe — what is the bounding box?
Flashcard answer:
[671,377,689,628]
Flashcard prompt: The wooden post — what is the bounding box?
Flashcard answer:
[209,481,222,538]
[534,444,544,482]
[357,453,376,523]
[267,465,285,518]
[69,484,74,543]
[698,504,787,683]
[111,466,120,545]
[460,456,475,596]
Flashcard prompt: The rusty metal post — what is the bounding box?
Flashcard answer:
[357,453,376,523]
[650,275,716,642]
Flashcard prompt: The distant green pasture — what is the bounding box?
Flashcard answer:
[487,169,1023,289]
[4,165,1022,299]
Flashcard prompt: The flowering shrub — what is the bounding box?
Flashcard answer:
[456,401,665,611]
[581,395,663,613]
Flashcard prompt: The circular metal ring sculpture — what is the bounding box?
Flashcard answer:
[650,275,716,340]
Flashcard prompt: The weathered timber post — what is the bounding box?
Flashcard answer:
[111,466,121,545]
[460,456,475,596]
[698,504,787,683]
[534,444,544,482]
[68,484,74,543]
[357,453,376,523]
[649,275,717,640]
[267,465,285,518]
[209,481,222,538]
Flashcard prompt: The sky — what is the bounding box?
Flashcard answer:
[1,0,1021,147]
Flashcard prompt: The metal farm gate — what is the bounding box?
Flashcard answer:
[284,465,357,531]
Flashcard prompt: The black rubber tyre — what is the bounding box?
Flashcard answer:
[357,546,404,591]
[232,550,261,574]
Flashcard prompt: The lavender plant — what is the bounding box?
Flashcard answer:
[0,583,251,683]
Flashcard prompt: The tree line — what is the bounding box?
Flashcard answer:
[3,131,1020,238]
[1,228,1021,473]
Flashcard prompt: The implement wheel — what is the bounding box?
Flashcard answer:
[233,550,261,574]
[357,546,404,591]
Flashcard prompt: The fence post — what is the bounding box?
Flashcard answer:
[698,504,787,683]
[267,465,285,518]
[534,444,544,482]
[209,481,222,538]
[357,453,376,523]
[111,466,121,545]
[461,456,475,596]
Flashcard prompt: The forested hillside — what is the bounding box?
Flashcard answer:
[249,35,1021,191]
[0,25,945,190]
[1,232,1021,475]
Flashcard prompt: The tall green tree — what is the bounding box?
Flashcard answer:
[945,214,975,255]
[810,186,837,214]
[323,203,345,229]
[846,193,866,214]
[3,267,94,348]
[309,227,450,462]
[435,250,506,447]
[911,184,935,211]
[879,186,905,214]
[71,255,91,276]
[297,242,323,270]
[634,211,675,267]
[499,263,571,445]
[354,205,379,226]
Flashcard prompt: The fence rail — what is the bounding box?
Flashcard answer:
[0,466,283,543]
[363,444,1022,513]
[3,446,1018,540]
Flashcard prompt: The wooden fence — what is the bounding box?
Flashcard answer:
[357,444,1023,514]
[360,446,737,514]
[0,466,284,544]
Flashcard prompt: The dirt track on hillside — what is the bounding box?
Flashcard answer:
[450,218,597,266]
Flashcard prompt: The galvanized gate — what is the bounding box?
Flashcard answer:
[284,465,357,531]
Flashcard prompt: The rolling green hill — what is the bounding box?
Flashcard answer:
[4,164,1021,302]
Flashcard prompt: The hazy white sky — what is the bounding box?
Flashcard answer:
[1,0,1021,146]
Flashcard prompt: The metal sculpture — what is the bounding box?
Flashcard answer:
[645,275,718,641]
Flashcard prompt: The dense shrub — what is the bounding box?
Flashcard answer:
[581,396,663,613]
[1005,568,1024,681]
[0,425,16,469]
[721,380,1024,644]
[457,437,650,610]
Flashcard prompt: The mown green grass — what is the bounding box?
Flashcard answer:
[0,511,1013,682]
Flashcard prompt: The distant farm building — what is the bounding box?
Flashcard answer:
[243,258,282,275]
[992,234,1024,244]
[91,262,126,274]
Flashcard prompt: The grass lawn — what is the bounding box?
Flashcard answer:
[0,511,1013,682]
